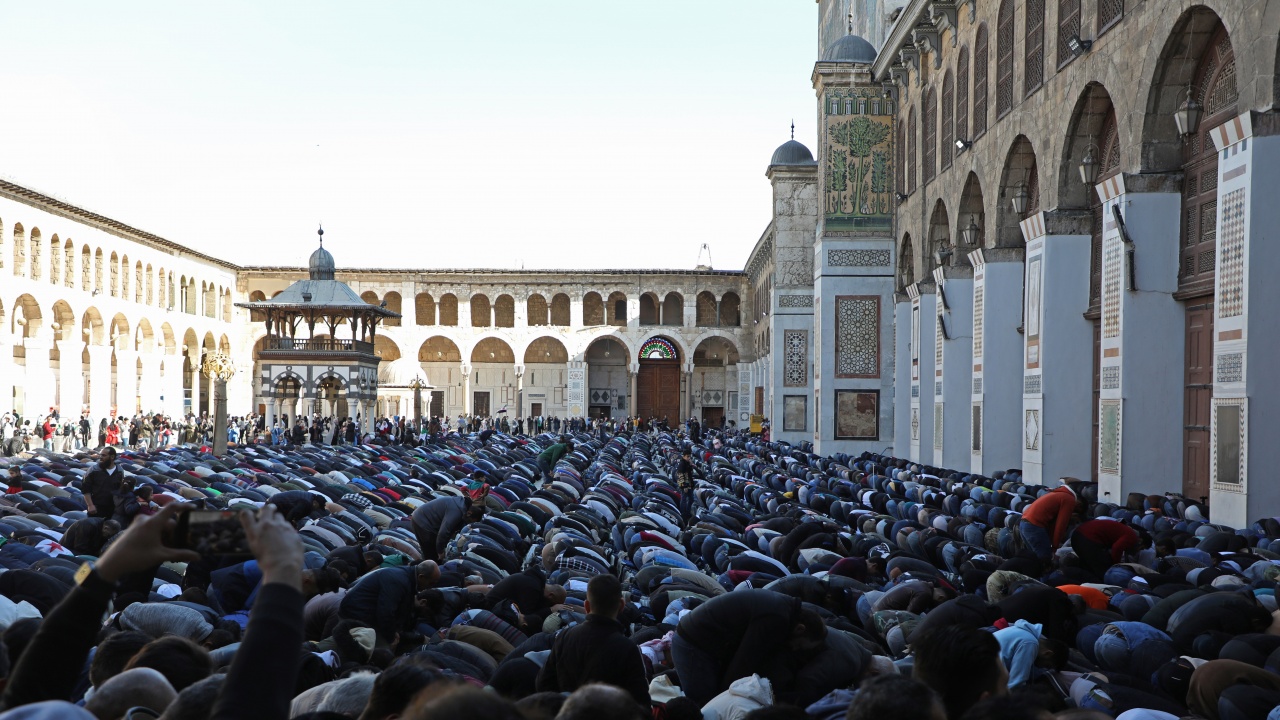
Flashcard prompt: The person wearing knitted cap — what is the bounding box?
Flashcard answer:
[1018,484,1082,563]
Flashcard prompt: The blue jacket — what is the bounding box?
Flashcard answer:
[995,619,1043,688]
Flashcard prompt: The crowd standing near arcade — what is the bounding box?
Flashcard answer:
[0,416,1277,720]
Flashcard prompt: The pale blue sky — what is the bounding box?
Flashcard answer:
[0,2,819,270]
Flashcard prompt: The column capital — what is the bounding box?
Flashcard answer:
[628,362,640,374]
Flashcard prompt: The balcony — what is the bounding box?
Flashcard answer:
[260,336,375,356]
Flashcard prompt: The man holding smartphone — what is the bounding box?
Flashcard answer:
[82,447,123,519]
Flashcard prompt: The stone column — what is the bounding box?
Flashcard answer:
[22,333,56,419]
[188,354,201,418]
[1018,211,1094,486]
[566,361,585,419]
[967,247,1025,475]
[570,297,583,328]
[514,365,525,417]
[907,283,936,462]
[115,349,138,417]
[138,353,163,415]
[461,364,472,414]
[1095,174,1183,500]
[86,345,114,428]
[932,266,973,470]
[163,351,185,419]
[629,363,639,416]
[0,334,13,415]
[893,297,913,456]
[57,340,86,416]
[680,362,693,420]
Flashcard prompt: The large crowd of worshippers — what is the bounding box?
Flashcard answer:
[0,418,1277,720]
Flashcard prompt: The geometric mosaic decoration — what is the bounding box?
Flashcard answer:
[911,407,920,440]
[638,337,678,360]
[1216,352,1243,384]
[972,285,985,359]
[935,315,944,367]
[1023,374,1042,395]
[835,296,880,378]
[1218,187,1246,318]
[1102,233,1122,339]
[784,330,808,387]
[934,403,944,450]
[1100,400,1121,474]
[1025,409,1041,451]
[828,249,892,267]
[1212,397,1246,491]
[778,294,815,308]
[973,376,983,395]
[936,381,943,397]
[1102,366,1120,390]
[912,384,920,398]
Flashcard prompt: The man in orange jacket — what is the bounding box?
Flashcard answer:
[1018,485,1081,563]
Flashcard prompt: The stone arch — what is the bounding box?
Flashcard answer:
[218,334,231,354]
[159,322,176,355]
[550,293,570,326]
[995,135,1039,247]
[11,223,25,277]
[49,233,62,286]
[11,292,41,335]
[28,228,42,282]
[662,292,683,326]
[438,293,459,326]
[223,288,232,323]
[383,291,402,326]
[135,318,156,353]
[82,307,105,346]
[719,292,741,327]
[585,334,630,361]
[49,300,75,342]
[110,252,120,297]
[583,292,604,326]
[63,238,75,289]
[470,293,491,327]
[692,335,740,366]
[110,313,132,351]
[415,292,436,326]
[638,292,660,325]
[418,335,462,363]
[81,245,92,292]
[360,290,379,305]
[1141,6,1237,174]
[121,254,132,301]
[927,199,951,271]
[696,291,718,327]
[607,291,628,326]
[524,336,569,364]
[526,293,548,326]
[898,233,916,292]
[494,294,515,328]
[134,260,144,304]
[957,172,987,251]
[1059,83,1121,210]
[374,335,401,362]
[471,336,514,364]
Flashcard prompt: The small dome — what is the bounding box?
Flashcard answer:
[309,244,335,281]
[822,35,877,64]
[770,139,816,167]
[378,357,429,387]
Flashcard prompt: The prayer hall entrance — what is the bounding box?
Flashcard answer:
[636,337,681,421]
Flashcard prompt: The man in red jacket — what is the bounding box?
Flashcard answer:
[1018,485,1081,563]
[1070,518,1143,578]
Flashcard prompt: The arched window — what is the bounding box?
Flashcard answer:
[582,292,604,326]
[438,294,458,326]
[64,240,74,288]
[696,291,718,327]
[896,120,906,195]
[956,49,970,144]
[720,293,741,326]
[383,292,402,326]
[907,108,917,193]
[923,89,937,184]
[50,236,61,286]
[470,294,491,327]
[1025,0,1044,96]
[550,293,570,326]
[415,293,436,325]
[941,72,954,170]
[898,234,915,292]
[527,294,548,325]
[1180,26,1237,297]
[974,26,989,137]
[997,1,1015,117]
[1057,0,1081,67]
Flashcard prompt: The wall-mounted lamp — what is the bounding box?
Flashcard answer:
[1078,144,1101,185]
[1010,183,1030,215]
[1067,35,1093,57]
[955,139,972,151]
[896,193,910,203]
[960,216,982,247]
[1174,87,1203,137]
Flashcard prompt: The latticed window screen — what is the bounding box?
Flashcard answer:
[1180,26,1237,296]
[1025,0,1044,95]
[908,109,917,193]
[923,90,937,183]
[956,49,969,143]
[896,121,906,195]
[996,1,1015,117]
[1057,0,1081,67]
[974,26,989,136]
[1098,0,1123,33]
[1026,161,1040,214]
[941,73,954,169]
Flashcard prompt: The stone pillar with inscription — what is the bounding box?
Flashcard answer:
[1094,174,1183,501]
[811,37,896,454]
[566,361,586,419]
[931,265,972,469]
[907,283,936,462]
[1207,114,1280,526]
[1019,211,1094,486]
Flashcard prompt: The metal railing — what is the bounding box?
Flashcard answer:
[262,336,374,354]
